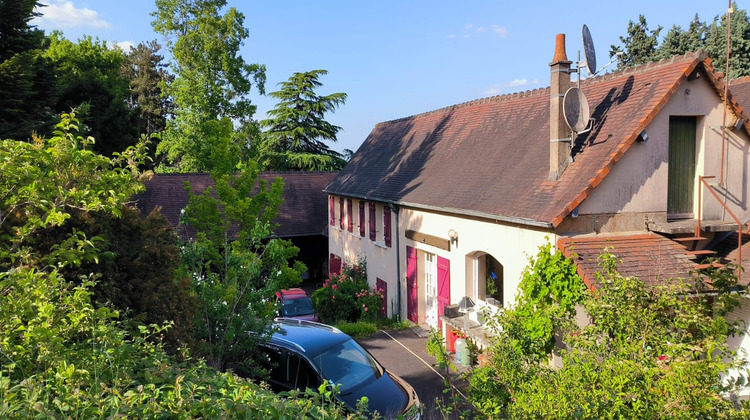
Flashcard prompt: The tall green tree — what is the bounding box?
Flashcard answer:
[259,69,347,171]
[180,164,305,373]
[705,3,750,79]
[151,0,266,172]
[44,32,139,157]
[610,15,662,69]
[121,40,173,141]
[0,0,56,140]
[656,14,707,60]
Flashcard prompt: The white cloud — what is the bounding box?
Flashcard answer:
[483,78,540,96]
[492,25,509,38]
[113,41,135,51]
[484,86,502,96]
[475,26,486,33]
[35,1,111,30]
[445,34,457,39]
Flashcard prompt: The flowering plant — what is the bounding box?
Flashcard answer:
[312,258,384,323]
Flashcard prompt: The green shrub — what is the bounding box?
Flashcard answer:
[312,258,384,324]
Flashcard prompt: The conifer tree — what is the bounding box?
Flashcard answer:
[260,70,347,171]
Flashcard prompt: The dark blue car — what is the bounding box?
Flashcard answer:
[259,319,420,418]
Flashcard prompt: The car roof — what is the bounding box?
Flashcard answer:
[278,288,310,299]
[269,319,351,357]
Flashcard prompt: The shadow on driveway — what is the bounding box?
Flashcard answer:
[358,328,471,419]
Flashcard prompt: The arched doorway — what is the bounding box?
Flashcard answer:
[468,252,504,307]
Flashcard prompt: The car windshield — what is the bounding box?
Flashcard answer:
[282,297,314,317]
[313,338,381,393]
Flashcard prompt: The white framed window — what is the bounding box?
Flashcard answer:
[425,252,438,326]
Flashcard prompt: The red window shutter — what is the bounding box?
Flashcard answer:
[359,201,365,236]
[376,278,387,317]
[339,197,344,229]
[347,199,353,232]
[437,257,450,328]
[329,196,334,226]
[330,253,342,277]
[369,203,376,241]
[383,206,391,247]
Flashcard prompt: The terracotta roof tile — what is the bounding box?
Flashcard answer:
[134,172,337,239]
[327,51,746,227]
[557,233,697,290]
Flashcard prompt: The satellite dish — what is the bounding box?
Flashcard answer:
[563,87,590,132]
[582,24,597,76]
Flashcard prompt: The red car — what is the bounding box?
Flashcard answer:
[275,288,318,322]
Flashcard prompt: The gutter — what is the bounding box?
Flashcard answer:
[388,202,402,320]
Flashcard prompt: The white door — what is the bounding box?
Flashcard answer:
[424,253,438,327]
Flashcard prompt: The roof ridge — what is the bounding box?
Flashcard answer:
[375,86,551,126]
[730,75,750,85]
[579,49,707,86]
[376,50,708,128]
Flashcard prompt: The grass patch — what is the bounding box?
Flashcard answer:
[334,321,378,338]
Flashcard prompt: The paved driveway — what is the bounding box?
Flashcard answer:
[358,328,469,419]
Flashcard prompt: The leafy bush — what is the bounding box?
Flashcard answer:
[312,259,384,323]
[0,113,355,419]
[468,244,750,419]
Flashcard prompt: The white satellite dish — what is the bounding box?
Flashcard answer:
[582,24,597,76]
[563,87,590,132]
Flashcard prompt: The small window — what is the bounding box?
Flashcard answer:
[286,353,319,391]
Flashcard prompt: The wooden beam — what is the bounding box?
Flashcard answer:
[405,229,451,251]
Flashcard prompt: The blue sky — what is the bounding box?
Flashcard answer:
[33,1,733,154]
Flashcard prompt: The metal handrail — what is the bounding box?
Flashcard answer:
[698,175,743,282]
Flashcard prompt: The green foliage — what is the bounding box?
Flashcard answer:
[259,69,347,171]
[610,15,663,69]
[612,4,750,78]
[705,3,750,79]
[0,113,354,418]
[121,40,173,168]
[334,321,378,338]
[152,0,265,172]
[31,206,196,353]
[0,0,57,140]
[180,164,306,374]
[656,14,707,60]
[496,240,584,359]
[312,259,384,324]
[468,248,750,419]
[44,32,140,157]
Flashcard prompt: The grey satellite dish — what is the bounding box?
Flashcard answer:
[582,24,596,76]
[563,87,590,132]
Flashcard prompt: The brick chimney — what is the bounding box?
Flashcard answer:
[548,34,572,181]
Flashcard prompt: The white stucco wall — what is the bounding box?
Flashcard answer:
[327,195,552,324]
[725,296,750,397]
[328,197,399,317]
[579,77,750,222]
[397,207,551,325]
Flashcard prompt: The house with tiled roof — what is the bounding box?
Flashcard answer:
[135,172,337,282]
[325,31,750,353]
